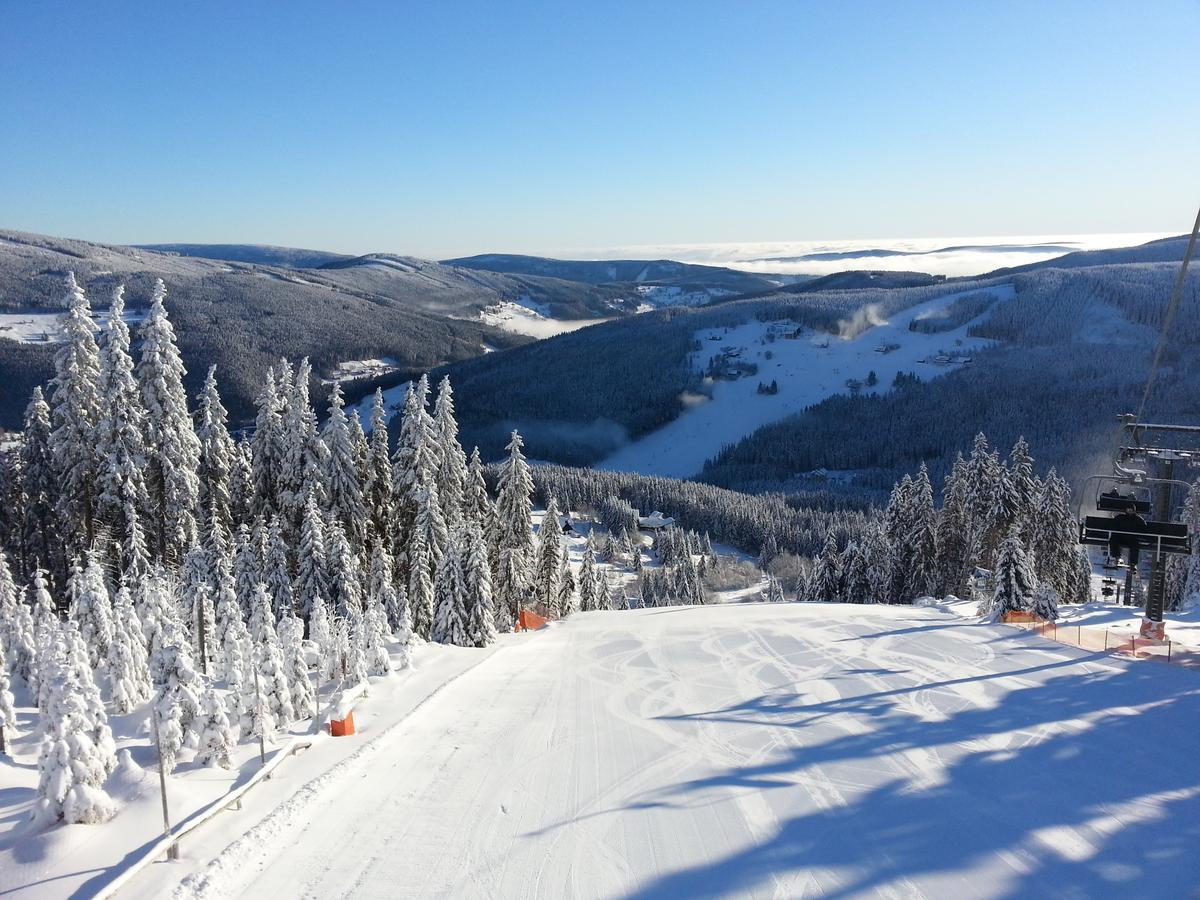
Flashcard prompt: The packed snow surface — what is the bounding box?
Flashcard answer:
[145,603,1200,899]
[599,285,1013,479]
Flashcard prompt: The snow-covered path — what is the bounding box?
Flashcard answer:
[165,604,1200,899]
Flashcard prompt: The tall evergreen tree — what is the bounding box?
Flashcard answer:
[988,530,1036,620]
[20,388,59,578]
[251,369,283,519]
[363,389,395,543]
[195,366,235,533]
[431,533,469,646]
[263,517,294,621]
[108,583,152,713]
[322,383,367,550]
[326,520,361,617]
[295,496,330,622]
[94,285,150,550]
[462,521,497,647]
[432,376,468,529]
[138,279,201,564]
[492,431,535,627]
[532,499,563,616]
[49,273,102,554]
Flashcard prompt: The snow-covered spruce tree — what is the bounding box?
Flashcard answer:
[221,608,251,721]
[138,279,202,564]
[70,552,114,669]
[326,520,361,618]
[94,285,151,548]
[1031,583,1060,622]
[32,630,117,825]
[322,382,367,550]
[389,383,425,578]
[363,389,395,545]
[934,454,977,599]
[349,411,370,497]
[294,495,330,626]
[532,498,563,616]
[763,573,786,603]
[263,517,295,621]
[107,583,152,713]
[491,431,535,627]
[1029,470,1080,603]
[49,273,102,555]
[411,476,448,589]
[240,656,278,748]
[431,534,470,646]
[140,564,185,668]
[121,499,152,589]
[251,369,283,520]
[194,681,236,768]
[462,521,497,648]
[208,521,241,675]
[408,534,435,640]
[0,548,19,645]
[0,632,19,753]
[7,584,37,685]
[21,387,60,578]
[556,551,576,617]
[362,591,392,676]
[228,438,255,527]
[233,525,260,620]
[195,366,235,533]
[987,531,1036,621]
[808,532,842,601]
[309,593,336,685]
[578,542,599,612]
[181,545,216,674]
[367,539,396,635]
[463,447,495,535]
[279,359,329,539]
[341,608,370,687]
[432,376,468,529]
[151,617,203,774]
[277,614,316,719]
[247,583,296,727]
[1006,437,1039,541]
[62,621,117,772]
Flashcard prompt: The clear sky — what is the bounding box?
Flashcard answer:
[1,1,1197,259]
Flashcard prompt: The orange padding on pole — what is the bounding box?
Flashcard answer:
[516,609,551,632]
[330,711,355,737]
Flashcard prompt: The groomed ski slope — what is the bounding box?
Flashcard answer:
[159,603,1200,899]
[598,285,1013,479]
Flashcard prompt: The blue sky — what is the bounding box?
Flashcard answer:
[1,1,1196,259]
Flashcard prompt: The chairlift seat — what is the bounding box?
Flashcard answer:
[1096,491,1152,514]
[1079,516,1190,555]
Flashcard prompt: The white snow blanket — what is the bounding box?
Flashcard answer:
[135,603,1200,899]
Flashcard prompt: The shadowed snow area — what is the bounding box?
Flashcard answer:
[153,604,1200,899]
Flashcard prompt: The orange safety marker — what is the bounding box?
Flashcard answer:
[516,609,551,632]
[330,710,356,737]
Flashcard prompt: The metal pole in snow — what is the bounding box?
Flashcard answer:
[152,711,179,861]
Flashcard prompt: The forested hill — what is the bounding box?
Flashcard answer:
[0,231,634,428]
[441,253,1200,496]
[442,253,787,293]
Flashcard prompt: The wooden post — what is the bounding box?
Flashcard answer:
[253,667,266,766]
[151,711,179,861]
[196,597,208,677]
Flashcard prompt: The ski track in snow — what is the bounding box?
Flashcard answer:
[153,603,1200,899]
[597,285,1015,480]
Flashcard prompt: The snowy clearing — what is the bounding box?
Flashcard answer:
[0,308,148,344]
[598,285,1013,479]
[480,301,610,339]
[132,603,1200,899]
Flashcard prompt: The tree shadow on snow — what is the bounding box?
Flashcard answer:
[625,656,1200,898]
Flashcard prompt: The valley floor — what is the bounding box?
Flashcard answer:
[142,603,1200,899]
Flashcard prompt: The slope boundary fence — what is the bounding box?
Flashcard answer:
[1001,610,1200,670]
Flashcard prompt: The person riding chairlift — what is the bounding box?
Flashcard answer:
[1108,503,1147,569]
